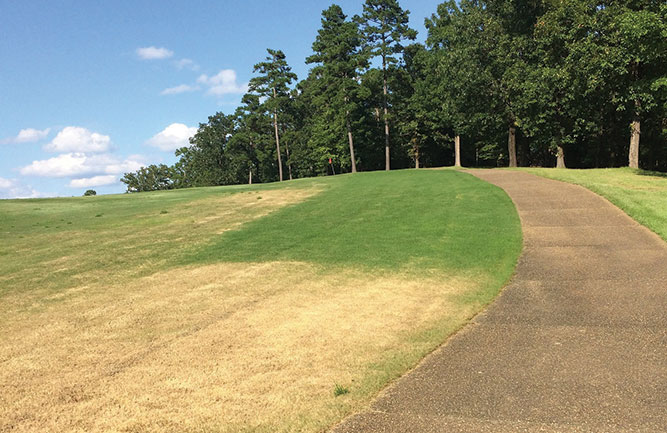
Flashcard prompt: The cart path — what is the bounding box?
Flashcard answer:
[332,170,667,433]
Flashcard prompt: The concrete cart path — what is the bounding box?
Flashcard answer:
[332,170,667,433]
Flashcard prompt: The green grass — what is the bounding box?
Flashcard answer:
[190,170,521,299]
[519,167,667,242]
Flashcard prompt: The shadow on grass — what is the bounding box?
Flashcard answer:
[637,168,667,178]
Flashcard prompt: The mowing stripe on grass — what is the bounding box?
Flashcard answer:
[188,169,521,300]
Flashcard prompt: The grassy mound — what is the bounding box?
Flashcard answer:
[192,169,520,299]
[0,169,521,433]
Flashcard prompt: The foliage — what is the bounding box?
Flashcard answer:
[121,0,666,192]
[121,164,176,193]
[356,0,417,169]
[83,189,97,196]
[333,384,350,397]
[304,4,368,173]
[249,49,299,181]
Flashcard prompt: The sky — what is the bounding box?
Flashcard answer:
[0,0,443,198]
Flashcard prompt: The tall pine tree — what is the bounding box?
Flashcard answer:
[307,5,368,173]
[249,49,297,181]
[357,0,416,170]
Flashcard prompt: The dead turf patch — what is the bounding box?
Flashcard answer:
[0,262,478,433]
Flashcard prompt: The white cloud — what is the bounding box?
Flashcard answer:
[197,69,248,96]
[160,84,199,95]
[68,175,119,188]
[0,177,42,199]
[146,123,197,151]
[15,128,51,143]
[175,58,199,71]
[44,127,111,153]
[0,177,13,189]
[136,46,174,60]
[1,127,51,144]
[20,153,144,178]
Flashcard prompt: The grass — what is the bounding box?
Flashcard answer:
[334,384,351,397]
[0,180,319,305]
[0,169,521,433]
[191,171,520,287]
[518,167,667,242]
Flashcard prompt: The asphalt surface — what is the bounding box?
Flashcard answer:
[332,170,667,433]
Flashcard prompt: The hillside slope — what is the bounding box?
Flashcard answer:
[0,170,521,433]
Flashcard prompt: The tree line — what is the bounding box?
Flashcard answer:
[122,0,665,192]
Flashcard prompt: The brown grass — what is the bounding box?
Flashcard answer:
[0,261,478,433]
[1,187,318,312]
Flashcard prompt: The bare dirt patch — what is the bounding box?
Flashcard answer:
[0,262,477,433]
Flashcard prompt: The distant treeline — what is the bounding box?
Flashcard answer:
[121,0,665,192]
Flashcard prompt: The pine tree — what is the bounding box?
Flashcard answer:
[307,4,368,173]
[356,0,416,171]
[249,49,297,181]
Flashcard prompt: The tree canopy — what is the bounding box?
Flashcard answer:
[123,0,666,192]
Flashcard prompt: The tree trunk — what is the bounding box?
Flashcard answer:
[556,145,566,168]
[382,52,390,171]
[272,87,283,182]
[414,141,420,169]
[284,140,293,180]
[629,116,640,169]
[273,110,283,182]
[454,135,462,167]
[346,110,357,173]
[629,63,641,169]
[249,169,252,185]
[508,125,517,168]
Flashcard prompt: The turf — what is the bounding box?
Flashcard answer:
[519,167,667,242]
[0,169,522,433]
[191,170,521,297]
[0,180,319,301]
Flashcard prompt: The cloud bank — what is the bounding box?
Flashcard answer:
[68,175,119,188]
[44,126,111,153]
[21,152,144,178]
[1,127,50,144]
[0,177,42,199]
[15,128,51,143]
[197,70,248,96]
[146,123,197,151]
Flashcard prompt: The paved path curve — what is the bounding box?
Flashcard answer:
[332,170,667,433]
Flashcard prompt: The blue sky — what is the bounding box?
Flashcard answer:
[0,0,442,198]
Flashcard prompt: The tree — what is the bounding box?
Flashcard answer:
[232,93,277,183]
[527,0,615,169]
[394,43,451,168]
[83,189,97,196]
[174,113,239,186]
[307,4,368,173]
[426,0,506,166]
[601,0,666,168]
[357,0,417,170]
[121,164,176,193]
[249,49,298,181]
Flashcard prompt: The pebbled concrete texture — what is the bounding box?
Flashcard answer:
[332,170,667,433]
